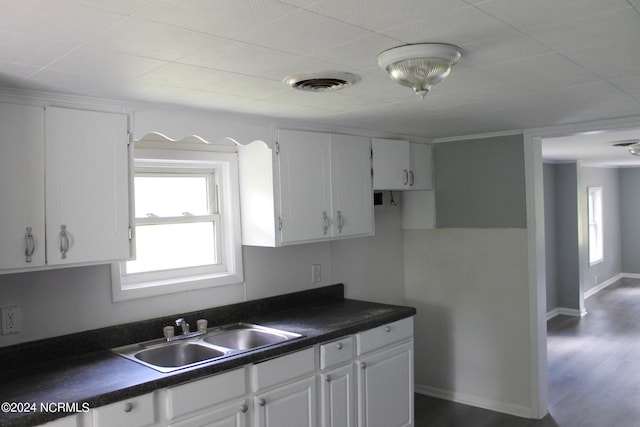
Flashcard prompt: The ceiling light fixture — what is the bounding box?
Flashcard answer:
[628,143,640,157]
[609,139,640,156]
[377,43,462,98]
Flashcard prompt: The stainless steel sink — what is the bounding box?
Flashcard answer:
[112,322,303,373]
[135,341,226,368]
[202,323,301,350]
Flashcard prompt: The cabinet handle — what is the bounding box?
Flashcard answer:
[24,227,35,263]
[258,398,266,407]
[59,225,69,259]
[240,403,248,413]
[336,342,344,350]
[403,169,409,186]
[123,402,134,413]
[337,211,344,233]
[409,170,415,186]
[322,211,330,235]
[325,374,331,382]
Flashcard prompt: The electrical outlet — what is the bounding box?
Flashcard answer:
[312,264,322,284]
[1,306,20,335]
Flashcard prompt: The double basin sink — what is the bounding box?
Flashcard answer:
[112,323,303,373]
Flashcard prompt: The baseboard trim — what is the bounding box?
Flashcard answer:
[415,384,533,419]
[546,307,586,320]
[584,273,623,299]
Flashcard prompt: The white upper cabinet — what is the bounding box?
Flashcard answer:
[0,103,131,273]
[409,142,433,190]
[238,130,373,247]
[372,138,410,190]
[277,129,332,243]
[330,134,373,238]
[0,104,46,269]
[372,138,432,190]
[45,107,130,265]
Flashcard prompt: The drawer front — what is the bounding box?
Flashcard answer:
[92,392,155,427]
[252,347,315,392]
[41,414,78,427]
[166,368,246,421]
[320,336,354,370]
[356,317,413,356]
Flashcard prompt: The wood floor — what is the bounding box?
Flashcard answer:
[414,277,640,427]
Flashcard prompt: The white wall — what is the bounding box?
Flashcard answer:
[0,200,404,347]
[404,228,532,417]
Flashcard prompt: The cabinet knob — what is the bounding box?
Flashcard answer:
[123,402,134,413]
[384,326,391,333]
[258,398,266,407]
[325,375,332,382]
[361,362,367,370]
[336,342,344,350]
[240,403,248,413]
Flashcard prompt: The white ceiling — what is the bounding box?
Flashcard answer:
[2,0,640,164]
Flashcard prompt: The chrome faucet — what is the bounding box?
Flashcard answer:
[164,317,207,342]
[175,317,190,334]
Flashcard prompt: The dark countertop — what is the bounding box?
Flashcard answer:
[0,285,415,427]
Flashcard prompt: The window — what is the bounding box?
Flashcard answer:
[588,186,603,265]
[112,145,243,301]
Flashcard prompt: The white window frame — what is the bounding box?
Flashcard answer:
[111,145,243,301]
[587,186,603,265]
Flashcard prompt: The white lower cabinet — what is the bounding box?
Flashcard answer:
[254,376,316,427]
[91,392,156,427]
[356,319,414,427]
[356,343,413,427]
[164,368,248,427]
[41,414,78,426]
[252,347,317,427]
[320,364,355,427]
[55,318,413,427]
[168,400,249,427]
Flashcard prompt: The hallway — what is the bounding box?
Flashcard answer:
[415,277,640,426]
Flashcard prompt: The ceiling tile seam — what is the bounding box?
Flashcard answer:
[296,3,469,39]
[128,15,338,65]
[519,4,636,36]
[23,13,137,81]
[461,1,568,60]
[627,0,640,14]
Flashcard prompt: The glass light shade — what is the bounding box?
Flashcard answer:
[628,143,640,156]
[378,43,462,98]
[386,57,453,97]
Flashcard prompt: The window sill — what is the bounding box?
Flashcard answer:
[111,264,243,302]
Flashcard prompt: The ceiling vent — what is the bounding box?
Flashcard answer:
[283,72,361,92]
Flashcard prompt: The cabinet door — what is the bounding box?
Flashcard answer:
[357,343,413,427]
[331,135,373,238]
[320,365,355,427]
[371,138,410,190]
[277,129,331,244]
[0,103,46,269]
[92,392,156,427]
[45,107,130,265]
[408,143,432,190]
[254,376,316,427]
[168,399,249,427]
